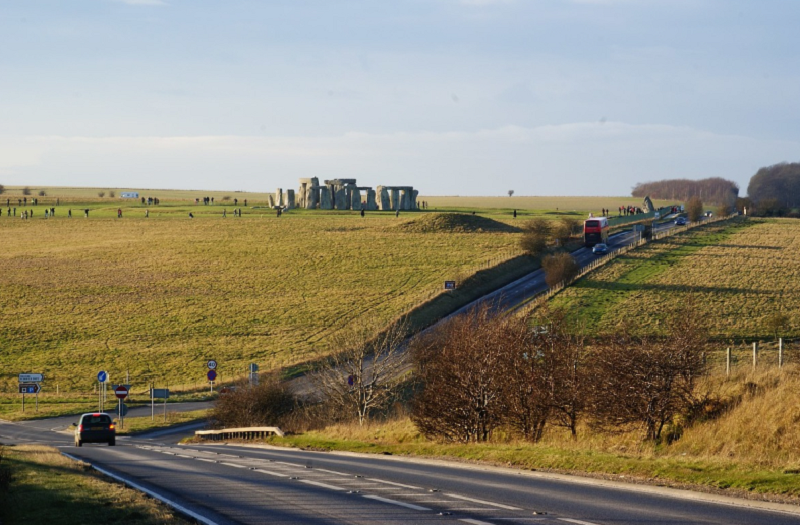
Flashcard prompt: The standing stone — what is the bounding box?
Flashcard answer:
[351,187,362,210]
[275,188,283,207]
[412,189,419,209]
[366,189,378,211]
[320,187,333,209]
[267,195,275,207]
[345,184,358,210]
[400,189,410,210]
[390,188,401,211]
[378,187,391,210]
[307,186,319,209]
[285,189,295,210]
[334,188,347,210]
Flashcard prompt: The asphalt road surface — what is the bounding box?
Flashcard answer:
[1,419,798,525]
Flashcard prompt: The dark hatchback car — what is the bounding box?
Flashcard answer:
[75,413,115,446]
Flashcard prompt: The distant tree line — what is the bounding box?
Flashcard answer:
[631,177,738,206]
[745,162,800,217]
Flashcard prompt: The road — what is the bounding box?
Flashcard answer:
[8,216,787,525]
[1,419,798,525]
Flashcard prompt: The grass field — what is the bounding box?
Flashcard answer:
[0,445,186,524]
[549,218,800,341]
[0,205,529,398]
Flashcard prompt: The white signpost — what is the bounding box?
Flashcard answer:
[19,373,43,383]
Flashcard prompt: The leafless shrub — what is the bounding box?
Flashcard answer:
[97,191,106,198]
[686,195,704,222]
[588,301,708,441]
[0,184,5,195]
[553,217,579,246]
[108,190,116,198]
[211,373,297,429]
[309,317,410,426]
[541,252,579,287]
[22,186,31,196]
[519,218,551,256]
[411,303,508,443]
[222,196,231,201]
[38,190,47,197]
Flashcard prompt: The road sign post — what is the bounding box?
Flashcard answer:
[19,375,43,413]
[115,385,128,428]
[207,369,217,392]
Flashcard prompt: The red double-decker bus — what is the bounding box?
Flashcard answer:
[584,217,609,247]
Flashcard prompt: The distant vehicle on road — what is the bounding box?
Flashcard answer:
[75,413,115,447]
[675,217,687,226]
[584,217,609,247]
[705,211,714,217]
[592,243,609,254]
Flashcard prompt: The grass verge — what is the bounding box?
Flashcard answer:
[0,444,187,524]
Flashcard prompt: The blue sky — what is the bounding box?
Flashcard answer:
[1,0,798,196]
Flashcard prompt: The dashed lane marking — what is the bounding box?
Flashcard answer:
[362,495,431,511]
[314,468,350,476]
[370,478,422,489]
[299,479,347,491]
[255,468,289,478]
[219,462,247,469]
[459,519,496,525]
[447,494,520,510]
[558,519,600,525]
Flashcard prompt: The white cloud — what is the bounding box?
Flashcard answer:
[1,123,795,196]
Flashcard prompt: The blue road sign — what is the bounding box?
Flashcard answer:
[19,384,40,394]
[98,371,108,383]
[207,369,217,382]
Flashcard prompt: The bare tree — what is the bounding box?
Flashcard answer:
[411,304,507,442]
[541,252,579,287]
[764,312,790,342]
[519,218,551,256]
[97,191,106,198]
[0,184,4,195]
[508,190,515,197]
[22,187,31,196]
[109,190,116,198]
[686,195,704,222]
[309,318,409,426]
[589,302,707,441]
[38,190,47,197]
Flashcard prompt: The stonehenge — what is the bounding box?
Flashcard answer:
[294,178,417,211]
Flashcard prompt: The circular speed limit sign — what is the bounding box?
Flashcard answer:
[207,360,217,370]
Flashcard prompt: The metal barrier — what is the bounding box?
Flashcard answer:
[195,426,285,441]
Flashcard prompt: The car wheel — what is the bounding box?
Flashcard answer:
[76,440,82,447]
[109,438,115,446]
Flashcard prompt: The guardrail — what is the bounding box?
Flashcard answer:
[195,426,285,441]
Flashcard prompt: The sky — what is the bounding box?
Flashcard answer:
[1,0,799,196]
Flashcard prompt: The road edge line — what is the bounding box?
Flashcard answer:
[61,452,219,525]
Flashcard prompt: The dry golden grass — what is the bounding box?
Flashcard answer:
[0,212,521,394]
[422,195,674,212]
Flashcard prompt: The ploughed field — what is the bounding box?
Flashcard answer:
[0,208,525,392]
[552,218,800,341]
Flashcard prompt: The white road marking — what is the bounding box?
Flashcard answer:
[176,454,194,458]
[447,494,520,510]
[362,495,431,511]
[196,459,217,463]
[370,478,422,489]
[220,462,247,469]
[460,519,496,525]
[559,519,601,525]
[299,479,347,491]
[315,468,350,476]
[254,468,289,478]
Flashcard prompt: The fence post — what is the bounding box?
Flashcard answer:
[726,347,731,377]
[753,342,758,369]
[779,338,784,368]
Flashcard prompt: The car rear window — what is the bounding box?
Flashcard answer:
[585,220,600,227]
[83,415,112,425]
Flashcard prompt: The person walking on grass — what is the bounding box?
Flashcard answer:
[117,208,122,218]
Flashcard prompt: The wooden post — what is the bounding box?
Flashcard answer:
[726,347,731,377]
[753,342,758,369]
[779,338,784,368]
